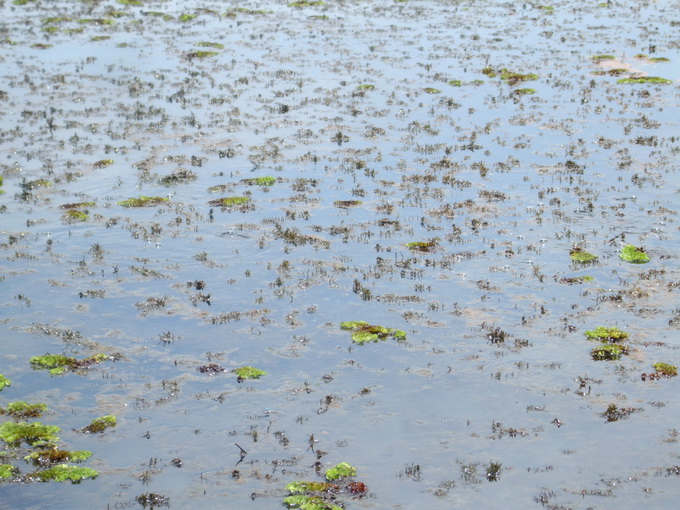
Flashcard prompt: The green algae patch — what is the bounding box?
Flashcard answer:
[34,464,98,483]
[0,374,10,391]
[585,327,629,342]
[357,84,375,90]
[591,343,627,361]
[448,80,463,87]
[30,353,109,375]
[617,76,671,84]
[649,57,670,63]
[118,0,143,5]
[82,415,116,434]
[340,321,406,345]
[512,88,536,95]
[283,495,341,510]
[179,13,197,22]
[196,41,225,49]
[186,51,219,59]
[1,401,48,420]
[591,54,615,62]
[207,196,250,207]
[0,463,18,479]
[570,247,598,263]
[233,366,266,380]
[424,87,441,94]
[93,159,114,168]
[500,69,538,84]
[407,239,438,253]
[288,0,326,6]
[62,209,88,222]
[620,244,650,263]
[286,481,337,494]
[118,196,169,207]
[334,200,362,208]
[0,421,60,446]
[242,176,276,186]
[326,462,356,481]
[653,362,678,377]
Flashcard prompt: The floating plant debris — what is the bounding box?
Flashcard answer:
[136,493,170,508]
[0,464,17,480]
[424,87,441,94]
[407,239,438,252]
[0,401,48,420]
[81,415,116,434]
[0,375,10,391]
[207,196,250,207]
[601,404,641,422]
[585,327,629,342]
[340,321,406,344]
[0,421,60,446]
[25,448,93,466]
[570,247,598,263]
[653,362,678,377]
[333,200,362,208]
[196,363,225,375]
[242,176,275,186]
[620,244,650,263]
[282,495,341,510]
[93,159,113,169]
[34,464,98,483]
[117,196,169,208]
[29,354,109,375]
[233,366,266,380]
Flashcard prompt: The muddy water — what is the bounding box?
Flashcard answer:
[1,0,679,508]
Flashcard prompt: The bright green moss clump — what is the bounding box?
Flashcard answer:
[620,244,650,263]
[424,87,441,94]
[585,327,629,342]
[118,196,169,207]
[570,247,597,263]
[242,176,276,186]
[30,353,108,375]
[25,448,93,465]
[407,239,438,252]
[325,462,356,481]
[0,463,17,479]
[82,415,116,434]
[286,481,336,493]
[1,401,48,419]
[653,362,678,377]
[35,464,98,483]
[0,421,60,446]
[340,321,406,344]
[233,366,266,380]
[283,495,341,510]
[93,159,114,168]
[0,374,10,391]
[591,343,627,361]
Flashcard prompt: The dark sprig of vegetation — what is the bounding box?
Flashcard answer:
[137,493,170,508]
[81,415,116,434]
[601,403,641,422]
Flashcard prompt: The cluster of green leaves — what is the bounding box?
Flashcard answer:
[207,196,250,207]
[233,366,266,380]
[30,353,108,375]
[585,327,629,342]
[118,196,169,207]
[619,244,650,263]
[82,415,116,434]
[586,327,629,361]
[340,321,406,345]
[0,401,48,419]
[0,374,10,391]
[283,463,361,509]
[653,362,678,377]
[570,247,598,263]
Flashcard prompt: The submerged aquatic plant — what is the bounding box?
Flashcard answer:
[25,448,93,465]
[0,374,10,391]
[82,415,116,434]
[34,464,98,483]
[570,247,597,263]
[207,196,250,207]
[407,239,438,252]
[340,321,406,344]
[585,327,629,342]
[653,362,678,377]
[0,464,17,479]
[283,495,341,510]
[118,196,169,207]
[590,343,627,361]
[486,461,502,481]
[242,176,275,186]
[620,244,650,263]
[0,421,60,446]
[233,366,266,380]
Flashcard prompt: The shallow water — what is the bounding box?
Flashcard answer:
[1,0,679,508]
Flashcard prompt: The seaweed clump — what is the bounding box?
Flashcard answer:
[570,247,598,263]
[340,321,406,344]
[283,463,366,509]
[233,366,266,380]
[585,327,629,342]
[118,196,169,208]
[0,374,10,391]
[591,343,628,361]
[620,244,650,263]
[407,239,438,252]
[0,401,48,419]
[34,464,98,483]
[0,421,60,446]
[653,362,678,377]
[207,196,251,207]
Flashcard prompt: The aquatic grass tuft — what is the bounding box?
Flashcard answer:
[407,239,438,252]
[620,244,650,263]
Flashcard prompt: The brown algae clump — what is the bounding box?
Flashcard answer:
[340,321,406,344]
[570,247,597,263]
[620,244,650,263]
[118,196,169,207]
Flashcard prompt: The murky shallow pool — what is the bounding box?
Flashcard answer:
[1,0,679,508]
